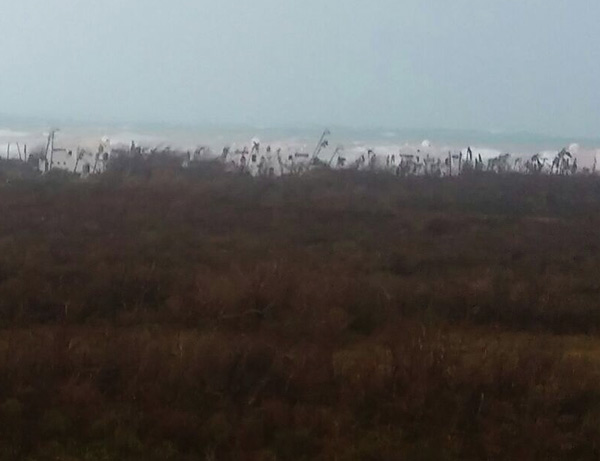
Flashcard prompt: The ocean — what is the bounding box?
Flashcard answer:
[1,120,599,168]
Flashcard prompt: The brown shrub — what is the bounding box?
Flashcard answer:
[0,166,599,458]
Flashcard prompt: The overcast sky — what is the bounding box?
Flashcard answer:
[1,0,599,136]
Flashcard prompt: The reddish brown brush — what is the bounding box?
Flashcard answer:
[0,158,600,459]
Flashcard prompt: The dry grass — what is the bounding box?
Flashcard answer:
[0,157,600,459]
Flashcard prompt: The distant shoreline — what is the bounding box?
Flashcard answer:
[0,122,598,167]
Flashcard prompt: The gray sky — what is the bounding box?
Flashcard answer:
[1,0,599,137]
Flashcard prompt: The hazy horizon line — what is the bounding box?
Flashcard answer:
[1,113,598,146]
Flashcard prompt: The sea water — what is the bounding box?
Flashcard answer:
[1,120,599,168]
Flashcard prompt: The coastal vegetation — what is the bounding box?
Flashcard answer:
[1,157,600,459]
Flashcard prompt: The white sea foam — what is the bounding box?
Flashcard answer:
[0,129,31,139]
[0,124,597,168]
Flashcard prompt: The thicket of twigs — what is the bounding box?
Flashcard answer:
[1,157,600,460]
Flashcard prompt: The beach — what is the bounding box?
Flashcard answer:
[1,122,598,168]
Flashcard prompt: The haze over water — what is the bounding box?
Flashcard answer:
[1,119,599,168]
[2,1,599,138]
